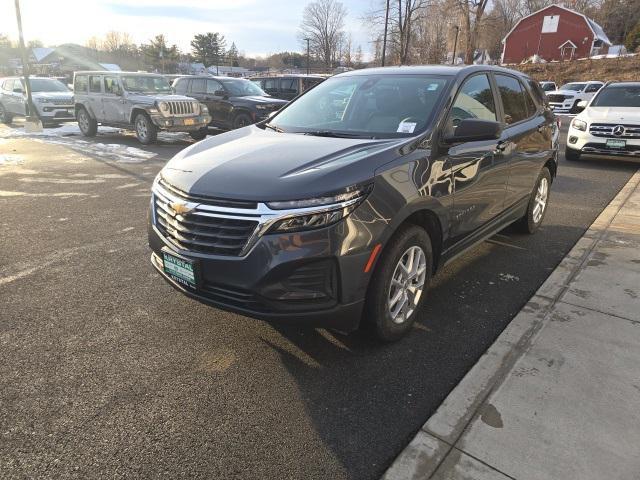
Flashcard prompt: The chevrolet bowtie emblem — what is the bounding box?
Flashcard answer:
[169,201,195,216]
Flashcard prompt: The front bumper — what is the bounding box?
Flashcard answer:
[150,114,211,131]
[147,203,382,331]
[549,102,575,113]
[567,127,640,157]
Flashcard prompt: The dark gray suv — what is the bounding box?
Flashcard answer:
[173,76,287,131]
[149,65,558,341]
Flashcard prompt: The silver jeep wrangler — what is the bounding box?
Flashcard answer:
[73,71,211,144]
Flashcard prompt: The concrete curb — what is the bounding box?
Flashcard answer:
[382,167,640,480]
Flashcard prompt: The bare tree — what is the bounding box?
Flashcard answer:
[365,0,430,64]
[103,31,134,54]
[455,0,489,64]
[299,0,348,70]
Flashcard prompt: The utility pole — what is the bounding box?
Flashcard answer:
[452,26,460,65]
[305,38,310,74]
[381,0,390,67]
[14,0,40,130]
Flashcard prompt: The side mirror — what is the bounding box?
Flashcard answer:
[576,100,588,113]
[444,119,502,143]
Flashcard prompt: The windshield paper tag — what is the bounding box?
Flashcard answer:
[397,121,417,133]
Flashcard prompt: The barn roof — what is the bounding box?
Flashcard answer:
[502,4,611,46]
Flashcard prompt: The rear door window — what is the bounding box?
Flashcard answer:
[495,74,528,125]
[191,78,206,94]
[264,78,278,94]
[280,78,299,96]
[89,76,102,93]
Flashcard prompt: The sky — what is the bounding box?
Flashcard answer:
[0,0,375,59]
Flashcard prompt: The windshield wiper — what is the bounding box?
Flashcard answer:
[301,130,375,139]
[264,123,284,133]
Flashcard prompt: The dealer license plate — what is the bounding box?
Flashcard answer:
[162,251,196,289]
[606,139,626,149]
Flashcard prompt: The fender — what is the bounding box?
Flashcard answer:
[128,104,157,124]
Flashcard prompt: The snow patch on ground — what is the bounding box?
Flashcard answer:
[0,124,158,163]
[499,273,520,282]
[0,154,25,166]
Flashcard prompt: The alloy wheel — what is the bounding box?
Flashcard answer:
[388,246,427,324]
[136,117,148,141]
[78,111,89,132]
[532,177,548,224]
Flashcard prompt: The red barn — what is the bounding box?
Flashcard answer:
[501,4,611,64]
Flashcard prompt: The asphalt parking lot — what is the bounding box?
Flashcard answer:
[0,120,637,479]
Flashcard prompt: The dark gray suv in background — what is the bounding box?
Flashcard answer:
[149,65,558,341]
[173,76,287,131]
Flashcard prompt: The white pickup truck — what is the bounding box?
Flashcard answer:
[546,81,604,114]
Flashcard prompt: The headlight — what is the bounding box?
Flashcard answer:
[571,119,587,131]
[158,101,169,115]
[200,104,208,114]
[266,186,372,233]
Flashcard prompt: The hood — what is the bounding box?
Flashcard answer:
[232,95,288,105]
[161,126,402,202]
[124,93,196,104]
[580,107,640,124]
[32,91,73,100]
[548,90,580,97]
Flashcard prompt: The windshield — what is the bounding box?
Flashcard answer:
[560,83,586,92]
[269,74,450,138]
[221,79,266,97]
[591,85,640,107]
[122,75,171,94]
[28,78,70,93]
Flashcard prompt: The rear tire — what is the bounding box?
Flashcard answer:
[134,113,157,145]
[363,225,433,342]
[0,103,13,124]
[565,146,581,161]
[515,167,551,234]
[77,108,97,137]
[232,112,252,129]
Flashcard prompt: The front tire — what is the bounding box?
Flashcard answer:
[565,146,581,161]
[0,103,13,124]
[364,225,433,342]
[232,112,252,129]
[134,113,157,145]
[77,108,97,137]
[189,128,208,141]
[515,167,551,234]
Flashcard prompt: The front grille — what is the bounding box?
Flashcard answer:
[589,123,640,139]
[547,94,568,103]
[153,186,259,256]
[167,101,196,116]
[51,98,73,105]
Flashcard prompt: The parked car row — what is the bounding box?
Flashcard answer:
[538,80,605,113]
[0,72,307,144]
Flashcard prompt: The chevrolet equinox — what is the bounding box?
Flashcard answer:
[148,65,558,341]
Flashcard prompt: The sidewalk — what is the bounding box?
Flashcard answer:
[384,168,640,480]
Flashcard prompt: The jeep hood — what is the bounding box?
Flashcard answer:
[126,93,195,104]
[581,107,640,123]
[161,126,403,202]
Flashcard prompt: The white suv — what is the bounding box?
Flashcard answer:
[566,82,640,161]
[547,81,604,114]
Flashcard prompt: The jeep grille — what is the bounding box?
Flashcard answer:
[167,101,197,116]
